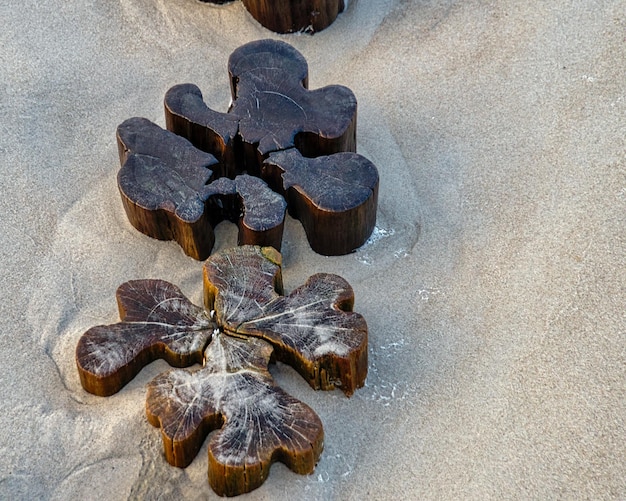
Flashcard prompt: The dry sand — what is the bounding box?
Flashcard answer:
[1,0,625,499]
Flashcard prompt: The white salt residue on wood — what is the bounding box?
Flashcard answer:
[146,332,322,484]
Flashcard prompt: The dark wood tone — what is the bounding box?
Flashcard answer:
[162,40,377,255]
[204,246,368,396]
[76,280,214,396]
[199,0,344,33]
[116,117,219,260]
[241,0,344,33]
[164,83,239,178]
[165,39,357,176]
[117,118,286,260]
[205,174,287,251]
[263,148,379,255]
[146,332,324,496]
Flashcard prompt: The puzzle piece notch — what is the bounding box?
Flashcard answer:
[146,332,324,496]
[199,0,345,34]
[116,118,286,260]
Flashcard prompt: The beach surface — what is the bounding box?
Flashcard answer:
[1,0,625,499]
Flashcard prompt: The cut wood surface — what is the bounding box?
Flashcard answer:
[204,246,368,395]
[162,39,377,255]
[165,39,357,175]
[146,332,324,496]
[76,246,368,495]
[263,148,379,255]
[76,280,215,396]
[199,0,344,33]
[117,118,286,260]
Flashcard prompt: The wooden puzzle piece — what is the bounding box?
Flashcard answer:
[117,118,286,260]
[146,332,324,496]
[76,245,368,494]
[204,246,368,395]
[199,0,345,34]
[263,148,379,255]
[165,39,356,175]
[162,39,377,255]
[76,279,215,396]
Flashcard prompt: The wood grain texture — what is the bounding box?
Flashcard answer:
[76,245,368,494]
[204,246,368,396]
[165,39,357,175]
[76,280,214,396]
[146,332,324,496]
[117,118,286,260]
[199,0,345,33]
[164,83,239,178]
[262,148,379,255]
[162,40,377,255]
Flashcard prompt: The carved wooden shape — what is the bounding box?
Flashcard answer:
[204,246,368,395]
[165,39,357,174]
[263,148,379,255]
[199,0,345,34]
[76,279,214,396]
[117,117,286,260]
[75,245,368,495]
[146,333,324,496]
[162,39,378,255]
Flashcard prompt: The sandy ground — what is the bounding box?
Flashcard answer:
[1,0,625,499]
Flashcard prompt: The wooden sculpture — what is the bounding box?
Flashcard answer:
[76,246,368,496]
[199,0,345,34]
[163,39,379,255]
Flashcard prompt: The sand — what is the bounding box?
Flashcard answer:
[1,0,625,499]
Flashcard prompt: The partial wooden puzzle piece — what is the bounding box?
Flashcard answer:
[199,0,345,34]
[117,117,286,260]
[76,245,368,495]
[146,333,324,496]
[76,279,214,396]
[165,40,357,173]
[263,148,378,256]
[164,39,379,255]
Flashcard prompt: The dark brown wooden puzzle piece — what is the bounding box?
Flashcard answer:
[76,246,368,495]
[165,39,356,174]
[163,39,377,255]
[117,118,286,260]
[199,0,345,34]
[263,148,379,255]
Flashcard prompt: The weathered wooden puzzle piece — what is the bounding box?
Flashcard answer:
[165,39,357,174]
[117,117,286,260]
[146,332,324,496]
[263,148,379,256]
[204,246,368,395]
[163,39,378,255]
[76,245,368,495]
[76,279,215,396]
[199,0,345,34]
